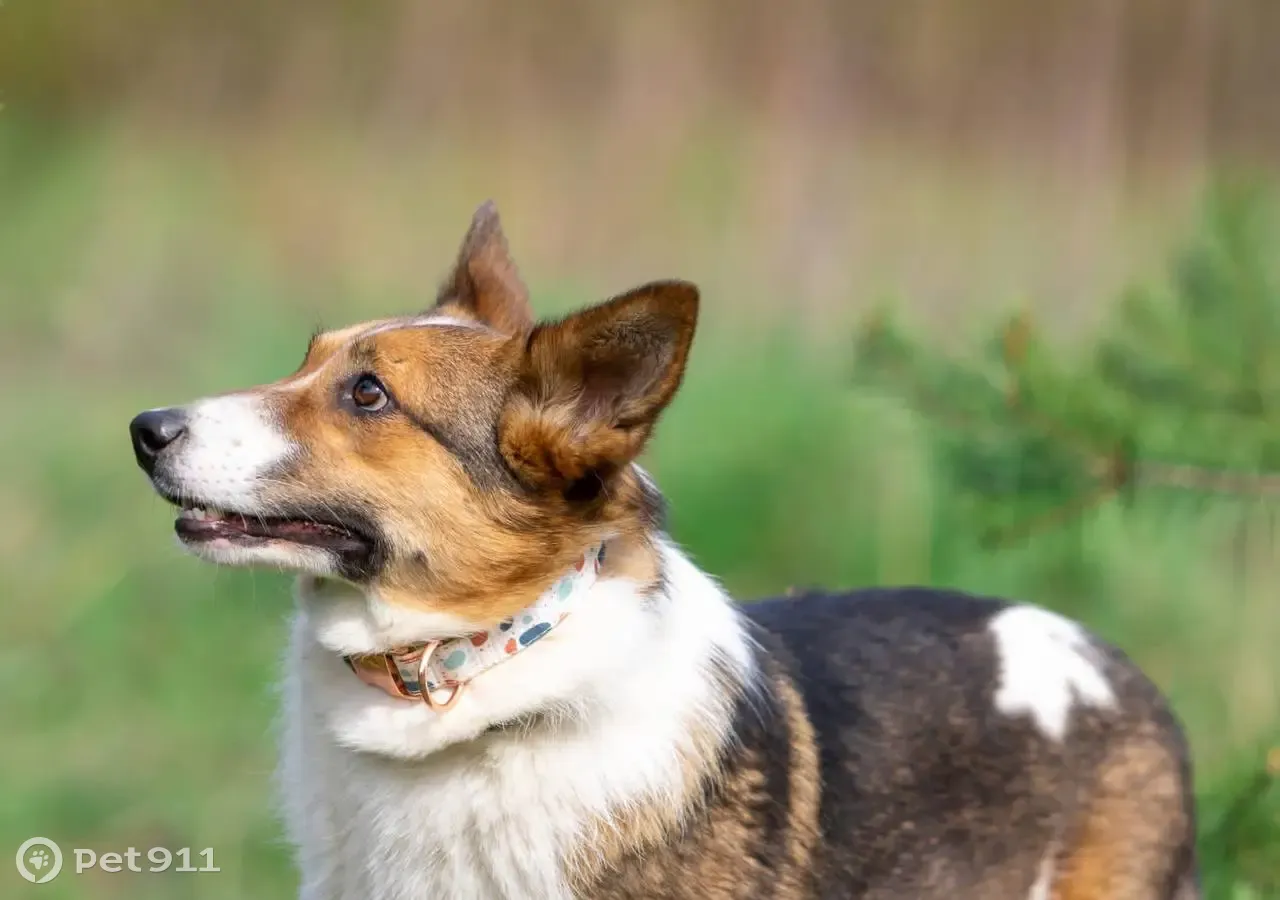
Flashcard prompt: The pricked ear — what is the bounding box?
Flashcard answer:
[434,201,535,335]
[499,280,699,494]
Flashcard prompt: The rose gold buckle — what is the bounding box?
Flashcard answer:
[344,641,465,711]
[417,640,464,712]
[345,651,415,699]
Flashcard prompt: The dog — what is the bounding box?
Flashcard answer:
[129,202,1200,899]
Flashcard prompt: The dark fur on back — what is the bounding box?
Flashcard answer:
[578,586,1199,900]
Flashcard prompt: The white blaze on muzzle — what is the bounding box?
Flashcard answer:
[167,393,294,511]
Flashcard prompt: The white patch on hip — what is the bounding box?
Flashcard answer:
[167,394,292,511]
[989,605,1116,742]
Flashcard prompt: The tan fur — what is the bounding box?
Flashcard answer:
[596,533,663,587]
[567,659,823,900]
[1052,727,1190,900]
[435,199,535,335]
[776,674,823,894]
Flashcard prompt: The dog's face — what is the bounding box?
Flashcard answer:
[129,203,697,622]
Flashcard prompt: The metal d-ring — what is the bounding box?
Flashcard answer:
[417,640,464,712]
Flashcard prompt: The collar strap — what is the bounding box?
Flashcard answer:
[343,544,605,711]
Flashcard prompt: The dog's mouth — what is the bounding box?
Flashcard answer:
[171,500,374,556]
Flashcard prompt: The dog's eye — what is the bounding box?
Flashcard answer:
[351,375,389,412]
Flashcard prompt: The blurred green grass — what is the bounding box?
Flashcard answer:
[1,126,1277,899]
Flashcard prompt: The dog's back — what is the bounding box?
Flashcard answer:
[582,586,1199,900]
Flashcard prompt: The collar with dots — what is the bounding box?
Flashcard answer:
[343,544,605,711]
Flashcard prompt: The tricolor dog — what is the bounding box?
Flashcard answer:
[129,203,1199,899]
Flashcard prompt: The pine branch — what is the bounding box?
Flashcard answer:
[851,180,1280,551]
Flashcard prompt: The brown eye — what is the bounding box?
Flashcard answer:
[351,375,389,412]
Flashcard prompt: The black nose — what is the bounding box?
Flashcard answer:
[129,408,188,474]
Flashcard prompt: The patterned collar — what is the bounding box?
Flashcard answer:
[343,544,605,711]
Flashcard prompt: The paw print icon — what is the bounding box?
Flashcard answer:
[16,837,63,884]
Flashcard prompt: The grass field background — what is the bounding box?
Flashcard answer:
[3,4,1280,897]
[2,124,1277,899]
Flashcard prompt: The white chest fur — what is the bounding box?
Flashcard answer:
[276,544,755,900]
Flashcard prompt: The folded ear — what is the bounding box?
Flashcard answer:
[499,280,699,494]
[434,201,534,335]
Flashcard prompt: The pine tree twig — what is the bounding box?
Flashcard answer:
[856,341,1009,438]
[1001,313,1033,367]
[859,313,1280,547]
[980,482,1119,549]
[1136,463,1280,497]
[981,454,1280,548]
[1001,317,1116,462]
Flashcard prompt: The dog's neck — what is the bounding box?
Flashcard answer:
[283,538,760,898]
[291,537,758,761]
[340,544,607,710]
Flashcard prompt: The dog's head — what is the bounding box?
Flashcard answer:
[129,202,697,621]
